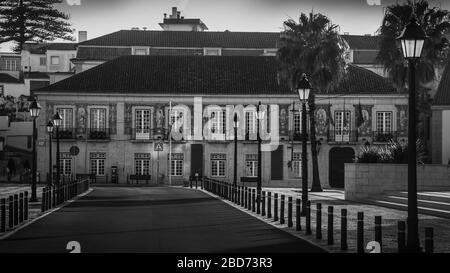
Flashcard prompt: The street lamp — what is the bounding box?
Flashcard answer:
[295,74,310,216]
[397,16,427,253]
[29,98,41,202]
[53,112,62,187]
[233,113,239,202]
[47,120,54,187]
[256,102,264,214]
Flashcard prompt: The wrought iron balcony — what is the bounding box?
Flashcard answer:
[372,131,398,142]
[87,128,111,140]
[53,128,76,140]
[132,128,168,141]
[328,130,358,143]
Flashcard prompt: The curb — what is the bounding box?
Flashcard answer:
[196,187,330,253]
[0,188,94,241]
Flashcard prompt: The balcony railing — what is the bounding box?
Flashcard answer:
[54,128,76,140]
[328,130,358,142]
[132,128,168,141]
[372,131,398,142]
[87,128,111,140]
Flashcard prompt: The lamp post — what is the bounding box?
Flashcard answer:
[46,120,54,186]
[53,112,62,187]
[256,101,264,213]
[397,16,427,253]
[295,74,311,216]
[29,98,41,202]
[233,113,238,201]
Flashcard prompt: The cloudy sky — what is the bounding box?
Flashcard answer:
[1,0,449,51]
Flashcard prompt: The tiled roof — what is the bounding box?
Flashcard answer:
[330,64,397,94]
[22,43,77,54]
[37,55,397,95]
[434,60,450,105]
[341,35,380,50]
[0,73,21,83]
[76,47,132,61]
[161,18,208,29]
[79,30,281,48]
[352,50,378,64]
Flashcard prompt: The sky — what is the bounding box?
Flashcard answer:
[1,0,450,51]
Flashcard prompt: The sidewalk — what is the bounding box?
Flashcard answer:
[241,187,450,253]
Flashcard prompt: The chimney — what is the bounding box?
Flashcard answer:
[171,7,177,18]
[78,31,87,42]
[177,11,181,19]
[164,13,167,18]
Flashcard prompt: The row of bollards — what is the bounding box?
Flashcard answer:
[200,179,435,253]
[0,191,29,233]
[41,179,90,213]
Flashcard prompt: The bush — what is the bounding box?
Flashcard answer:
[355,139,426,164]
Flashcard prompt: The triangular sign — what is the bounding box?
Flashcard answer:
[154,142,164,151]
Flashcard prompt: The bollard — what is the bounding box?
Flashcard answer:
[41,188,47,212]
[256,191,261,215]
[296,198,301,231]
[328,206,334,245]
[13,194,18,226]
[305,200,311,235]
[190,179,192,188]
[195,177,198,190]
[52,186,57,207]
[397,221,406,253]
[274,193,279,222]
[280,195,285,225]
[1,198,6,232]
[357,212,364,253]
[243,187,247,208]
[288,196,293,228]
[375,216,382,253]
[8,196,14,229]
[267,192,272,219]
[19,192,24,223]
[47,187,52,210]
[316,203,322,239]
[261,191,266,217]
[341,209,348,251]
[245,187,249,209]
[425,227,434,253]
[24,191,29,221]
[248,188,252,211]
[251,189,256,213]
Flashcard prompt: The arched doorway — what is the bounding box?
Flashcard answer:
[329,147,355,188]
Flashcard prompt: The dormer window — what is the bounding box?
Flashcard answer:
[204,48,221,56]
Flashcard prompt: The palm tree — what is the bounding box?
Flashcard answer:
[278,12,348,191]
[376,0,450,158]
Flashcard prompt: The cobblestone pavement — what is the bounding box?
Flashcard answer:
[230,187,450,253]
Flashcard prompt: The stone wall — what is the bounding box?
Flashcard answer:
[345,163,450,201]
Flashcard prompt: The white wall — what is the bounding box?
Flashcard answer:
[46,50,76,73]
[21,51,47,72]
[442,110,450,164]
[0,82,27,97]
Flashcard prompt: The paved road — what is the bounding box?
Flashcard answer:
[0,187,325,253]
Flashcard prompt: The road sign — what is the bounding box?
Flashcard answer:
[70,146,80,156]
[154,141,164,152]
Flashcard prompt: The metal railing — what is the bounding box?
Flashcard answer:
[328,130,359,142]
[372,131,398,142]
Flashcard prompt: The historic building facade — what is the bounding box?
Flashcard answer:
[34,55,407,188]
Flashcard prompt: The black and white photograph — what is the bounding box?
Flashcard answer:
[0,0,450,265]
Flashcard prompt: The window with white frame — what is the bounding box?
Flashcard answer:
[211,154,226,177]
[245,111,257,137]
[50,56,60,65]
[292,152,301,178]
[135,153,150,175]
[134,48,148,55]
[56,108,73,129]
[293,112,301,134]
[376,111,393,133]
[170,153,184,176]
[59,153,72,175]
[40,57,47,66]
[90,108,107,130]
[0,85,4,96]
[90,152,106,176]
[245,154,258,177]
[210,110,226,135]
[169,109,184,135]
[5,59,18,71]
[334,111,351,141]
[135,109,151,139]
